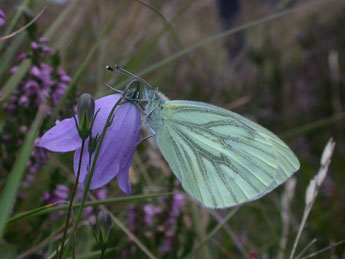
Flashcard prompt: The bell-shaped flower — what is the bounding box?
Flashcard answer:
[38,94,141,194]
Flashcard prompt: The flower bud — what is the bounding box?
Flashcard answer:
[77,93,95,140]
[93,211,112,250]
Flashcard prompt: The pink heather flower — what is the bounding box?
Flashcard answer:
[24,80,40,95]
[18,95,30,107]
[38,94,141,193]
[31,42,39,50]
[60,74,72,83]
[52,85,67,106]
[35,88,50,104]
[39,63,54,88]
[41,63,53,73]
[39,37,49,43]
[143,204,156,227]
[19,125,28,134]
[30,66,41,77]
[56,82,67,91]
[2,134,9,141]
[53,184,69,200]
[42,46,52,53]
[10,66,18,74]
[96,188,108,200]
[16,53,27,62]
[171,193,185,216]
[0,9,5,27]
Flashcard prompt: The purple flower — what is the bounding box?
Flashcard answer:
[31,42,39,50]
[52,83,67,106]
[10,66,18,74]
[30,66,41,77]
[24,80,40,95]
[16,53,27,62]
[53,184,70,201]
[171,193,185,216]
[39,63,54,88]
[35,88,50,104]
[60,74,72,83]
[18,95,30,107]
[143,204,156,227]
[39,37,49,43]
[0,9,5,27]
[43,46,52,53]
[38,94,141,193]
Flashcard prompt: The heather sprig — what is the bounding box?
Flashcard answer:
[124,184,186,258]
[0,34,72,193]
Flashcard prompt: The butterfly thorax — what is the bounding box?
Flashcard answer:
[143,88,168,134]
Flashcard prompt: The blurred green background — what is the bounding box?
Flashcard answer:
[0,0,344,258]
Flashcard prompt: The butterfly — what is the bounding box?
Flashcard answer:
[107,65,300,209]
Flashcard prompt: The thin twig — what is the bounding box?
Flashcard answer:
[281,111,345,139]
[1,6,46,41]
[136,0,175,27]
[295,238,317,259]
[71,211,76,259]
[278,178,297,259]
[301,239,345,259]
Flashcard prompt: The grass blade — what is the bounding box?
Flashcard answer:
[7,192,173,223]
[0,59,31,101]
[139,0,327,76]
[0,102,47,238]
[43,0,81,39]
[183,206,240,259]
[0,33,26,80]
[48,0,126,126]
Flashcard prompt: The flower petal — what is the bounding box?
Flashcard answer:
[38,118,81,152]
[74,94,141,191]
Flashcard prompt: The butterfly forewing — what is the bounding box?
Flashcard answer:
[153,100,299,208]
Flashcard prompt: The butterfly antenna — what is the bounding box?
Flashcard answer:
[106,65,152,89]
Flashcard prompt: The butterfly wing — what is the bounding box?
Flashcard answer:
[154,100,300,208]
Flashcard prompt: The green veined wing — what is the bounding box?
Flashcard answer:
[154,100,300,208]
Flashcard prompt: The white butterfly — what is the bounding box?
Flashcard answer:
[109,65,300,208]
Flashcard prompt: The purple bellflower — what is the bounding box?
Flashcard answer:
[0,9,5,27]
[38,94,141,194]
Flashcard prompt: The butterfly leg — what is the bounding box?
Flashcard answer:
[136,134,155,147]
[145,106,157,118]
[104,82,124,93]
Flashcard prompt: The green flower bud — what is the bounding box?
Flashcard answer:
[93,211,112,250]
[77,93,95,140]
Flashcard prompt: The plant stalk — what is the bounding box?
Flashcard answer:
[58,140,86,259]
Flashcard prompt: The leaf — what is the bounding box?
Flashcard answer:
[0,59,31,102]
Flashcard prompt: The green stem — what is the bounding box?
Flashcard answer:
[100,249,105,259]
[62,83,134,258]
[7,192,173,223]
[58,139,86,259]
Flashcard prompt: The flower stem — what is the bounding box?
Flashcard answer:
[58,139,86,259]
[100,249,105,259]
[61,82,134,258]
